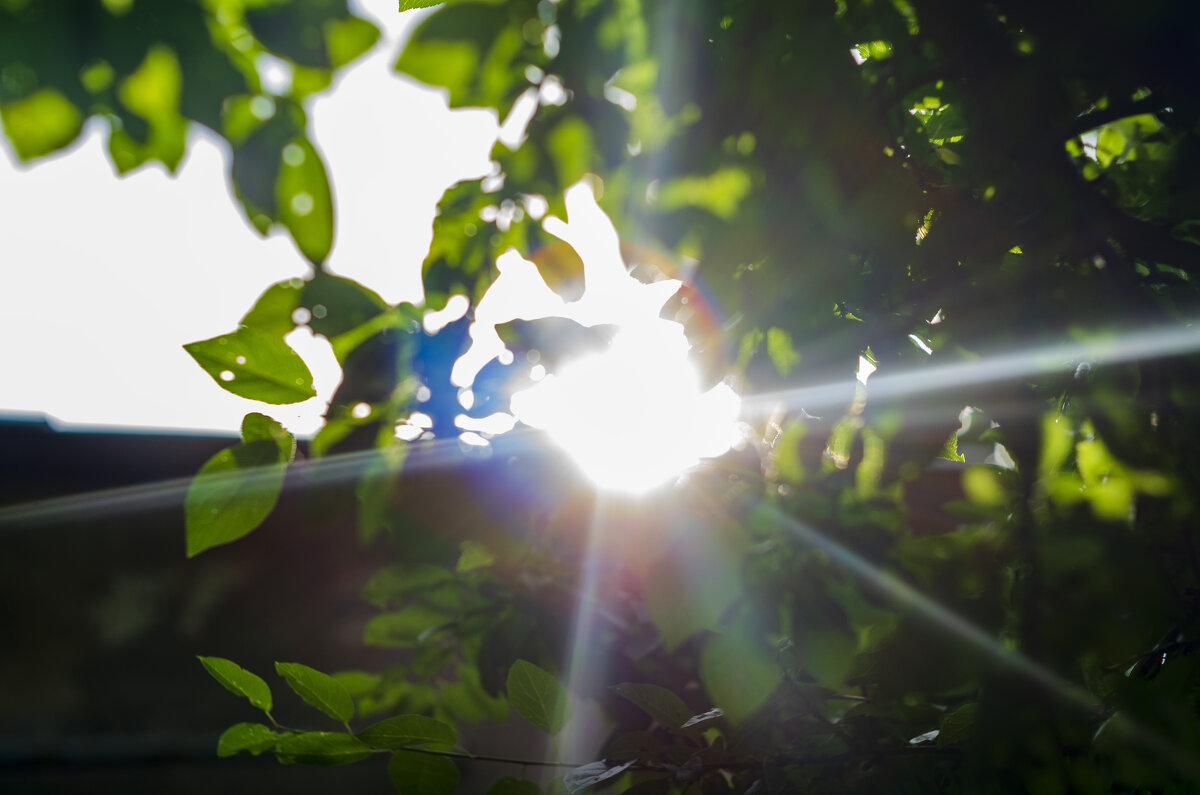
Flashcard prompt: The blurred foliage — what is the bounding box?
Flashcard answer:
[9,0,1200,792]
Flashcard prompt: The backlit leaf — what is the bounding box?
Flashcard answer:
[241,280,305,336]
[326,16,381,68]
[699,633,780,725]
[197,656,273,713]
[184,325,316,404]
[276,138,334,264]
[275,662,356,723]
[358,715,457,749]
[507,659,570,735]
[185,414,293,557]
[0,89,82,160]
[610,683,693,732]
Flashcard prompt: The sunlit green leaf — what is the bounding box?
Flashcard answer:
[766,327,801,376]
[241,279,305,336]
[507,659,570,735]
[277,138,334,264]
[938,430,965,462]
[302,273,387,340]
[327,16,381,68]
[197,656,273,713]
[0,89,82,160]
[276,662,356,723]
[657,167,753,219]
[184,325,316,404]
[115,44,186,171]
[962,465,1010,508]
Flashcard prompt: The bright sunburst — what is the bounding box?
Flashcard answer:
[512,325,741,493]
[450,180,742,493]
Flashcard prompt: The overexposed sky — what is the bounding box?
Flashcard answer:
[0,0,497,436]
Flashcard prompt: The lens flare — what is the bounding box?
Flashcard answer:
[452,179,742,493]
[512,327,741,493]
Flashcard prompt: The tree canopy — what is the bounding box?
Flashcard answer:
[4,0,1200,792]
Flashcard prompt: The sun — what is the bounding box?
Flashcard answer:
[512,325,742,494]
[446,180,742,494]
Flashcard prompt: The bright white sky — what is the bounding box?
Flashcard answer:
[0,0,497,436]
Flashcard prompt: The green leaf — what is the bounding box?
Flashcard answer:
[217,722,281,757]
[644,543,741,652]
[362,564,452,608]
[938,430,965,462]
[389,749,459,794]
[791,626,857,690]
[657,167,752,219]
[302,273,387,340]
[326,16,381,68]
[563,761,635,794]
[197,656,273,713]
[393,3,517,110]
[277,138,334,264]
[241,412,297,460]
[275,662,356,723]
[275,732,371,765]
[364,604,452,648]
[456,540,496,572]
[185,414,293,557]
[0,89,82,160]
[242,279,305,336]
[441,664,509,725]
[358,715,457,749]
[962,465,1010,507]
[938,702,978,747]
[766,327,801,376]
[699,633,780,725]
[488,778,543,795]
[184,325,316,404]
[507,659,570,735]
[399,0,444,9]
[115,44,186,171]
[609,683,694,732]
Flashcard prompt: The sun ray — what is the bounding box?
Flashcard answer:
[700,489,1200,779]
[0,432,527,531]
[743,324,1200,419]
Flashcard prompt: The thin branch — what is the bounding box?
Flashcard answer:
[393,746,588,769]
